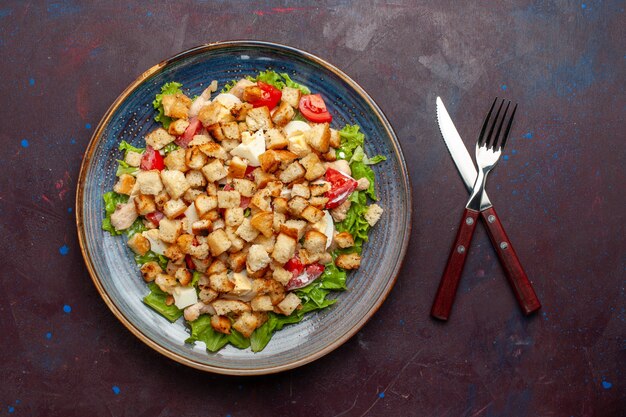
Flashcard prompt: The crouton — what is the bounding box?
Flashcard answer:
[309,196,329,209]
[281,87,301,108]
[247,244,271,273]
[329,128,341,148]
[175,267,193,286]
[153,191,169,211]
[246,106,273,131]
[272,212,287,232]
[206,260,226,277]
[206,123,225,142]
[155,273,177,294]
[300,153,326,181]
[288,133,312,157]
[273,197,289,214]
[276,293,301,316]
[136,170,163,195]
[272,233,297,264]
[288,196,309,216]
[238,122,248,132]
[221,139,240,153]
[162,199,185,220]
[145,128,176,150]
[211,299,251,316]
[310,181,331,196]
[211,315,231,334]
[161,170,190,200]
[303,230,327,255]
[250,188,271,212]
[209,273,235,293]
[279,161,306,184]
[163,148,187,172]
[184,147,207,170]
[198,287,218,303]
[192,219,213,235]
[291,183,310,199]
[232,311,259,338]
[206,229,232,257]
[258,150,281,173]
[198,142,228,160]
[235,218,260,242]
[113,174,135,195]
[229,272,253,296]
[265,180,284,197]
[271,100,295,127]
[242,85,265,102]
[168,118,189,136]
[298,249,320,265]
[272,266,292,286]
[127,233,150,256]
[251,295,274,312]
[306,123,330,153]
[249,212,273,238]
[230,102,253,121]
[164,244,185,264]
[228,156,247,179]
[161,93,191,119]
[252,170,277,188]
[140,261,162,282]
[224,207,245,227]
[323,148,337,162]
[266,128,289,150]
[217,190,241,209]
[194,194,218,216]
[176,234,195,254]
[279,220,307,240]
[275,150,299,168]
[232,178,256,197]
[335,253,362,270]
[188,134,211,147]
[185,170,206,189]
[189,241,210,260]
[201,159,228,183]
[364,204,383,226]
[230,78,256,100]
[206,182,218,196]
[158,218,183,243]
[198,101,234,126]
[132,194,155,216]
[252,234,276,254]
[334,231,355,248]
[301,205,324,223]
[221,121,241,141]
[229,251,247,273]
[124,150,143,167]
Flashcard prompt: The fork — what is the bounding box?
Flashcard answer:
[431,98,516,320]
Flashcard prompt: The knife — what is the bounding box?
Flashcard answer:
[436,97,541,316]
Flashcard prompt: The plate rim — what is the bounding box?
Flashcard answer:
[75,40,412,375]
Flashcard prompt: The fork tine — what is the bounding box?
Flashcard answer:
[478,98,498,146]
[500,103,518,151]
[486,99,505,148]
[492,100,511,150]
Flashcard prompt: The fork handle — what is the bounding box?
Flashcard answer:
[431,208,480,321]
[480,207,541,315]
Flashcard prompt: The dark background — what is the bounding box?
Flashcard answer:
[0,1,623,416]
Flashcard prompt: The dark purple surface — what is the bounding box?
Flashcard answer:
[0,1,623,416]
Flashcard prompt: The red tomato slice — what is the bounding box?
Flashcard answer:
[284,257,304,278]
[285,263,325,290]
[244,165,256,180]
[240,196,251,209]
[299,94,332,123]
[140,145,165,171]
[145,211,164,227]
[175,117,201,148]
[247,81,282,110]
[324,168,358,209]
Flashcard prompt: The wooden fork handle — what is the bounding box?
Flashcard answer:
[480,207,541,315]
[431,208,480,321]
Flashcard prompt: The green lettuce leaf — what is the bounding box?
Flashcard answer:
[115,160,138,177]
[153,82,183,129]
[185,315,229,352]
[143,283,183,322]
[281,73,311,94]
[350,161,378,200]
[335,192,371,253]
[191,271,203,288]
[337,125,365,161]
[162,142,180,154]
[118,140,144,155]
[221,79,237,93]
[249,70,311,94]
[135,251,168,270]
[349,145,386,166]
[227,329,252,349]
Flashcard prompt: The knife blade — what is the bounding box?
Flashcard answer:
[434,96,541,316]
[436,97,492,208]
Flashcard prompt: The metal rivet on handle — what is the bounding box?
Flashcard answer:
[500,242,508,249]
[466,217,474,225]
[457,245,465,254]
[488,215,496,223]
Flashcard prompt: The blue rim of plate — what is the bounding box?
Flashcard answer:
[76,40,412,375]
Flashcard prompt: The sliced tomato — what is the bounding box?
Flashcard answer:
[140,145,165,171]
[325,168,358,209]
[245,165,256,180]
[284,257,304,278]
[286,263,325,291]
[299,94,332,123]
[247,81,282,110]
[176,117,201,148]
[240,196,251,209]
[223,183,234,191]
[145,211,164,227]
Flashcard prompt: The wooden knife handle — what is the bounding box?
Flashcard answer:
[431,208,480,321]
[480,207,541,315]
